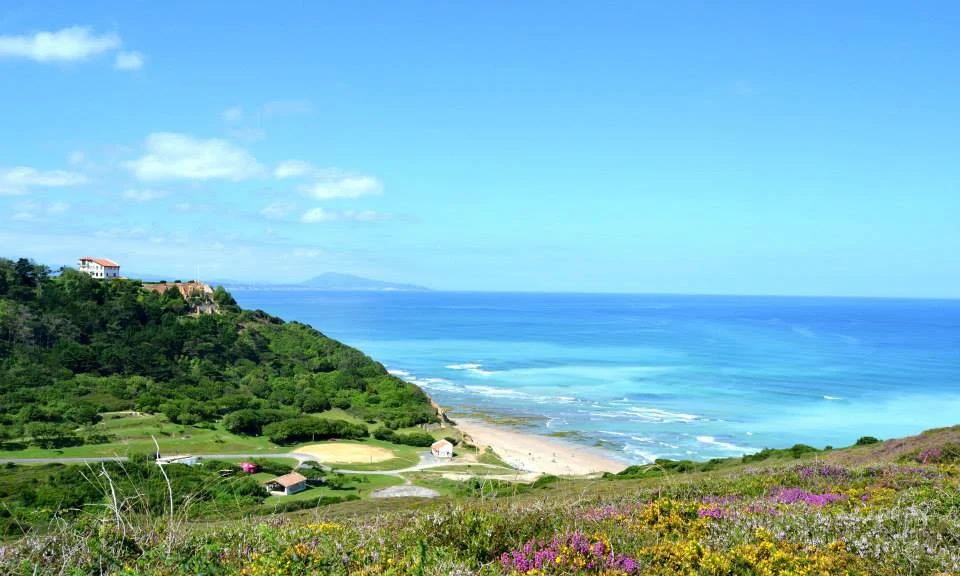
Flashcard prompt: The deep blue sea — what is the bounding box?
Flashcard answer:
[231,290,960,463]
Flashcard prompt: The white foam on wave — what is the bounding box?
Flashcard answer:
[696,435,754,453]
[625,407,701,423]
[463,384,528,398]
[823,395,843,401]
[446,362,482,370]
[446,362,494,376]
[599,430,627,437]
[622,443,657,463]
[387,368,412,378]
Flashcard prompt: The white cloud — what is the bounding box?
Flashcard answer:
[301,208,392,223]
[0,166,87,195]
[114,50,144,70]
[124,132,264,181]
[301,208,337,223]
[9,200,69,220]
[174,202,210,213]
[261,202,297,219]
[67,151,86,166]
[274,160,314,179]
[47,201,69,214]
[222,106,243,122]
[276,162,384,199]
[123,188,165,202]
[263,99,311,117]
[0,26,121,62]
[301,171,383,200]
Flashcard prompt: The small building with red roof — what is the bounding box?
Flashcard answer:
[78,257,120,279]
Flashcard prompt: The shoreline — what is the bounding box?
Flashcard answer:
[453,416,628,476]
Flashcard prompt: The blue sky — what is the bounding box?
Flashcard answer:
[1,2,958,296]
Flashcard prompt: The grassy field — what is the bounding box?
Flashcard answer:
[0,414,278,458]
[0,414,428,472]
[3,426,960,574]
[262,474,404,505]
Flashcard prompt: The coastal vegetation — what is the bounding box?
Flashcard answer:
[0,257,437,455]
[1,426,958,574]
[2,255,959,574]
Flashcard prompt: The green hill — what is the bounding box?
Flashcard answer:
[1,256,958,575]
[0,425,957,574]
[0,257,437,449]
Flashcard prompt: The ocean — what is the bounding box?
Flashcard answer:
[231,290,960,463]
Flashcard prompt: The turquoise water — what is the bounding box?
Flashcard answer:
[231,290,960,463]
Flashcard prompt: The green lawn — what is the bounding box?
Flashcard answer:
[0,415,279,459]
[263,473,403,505]
[0,414,430,473]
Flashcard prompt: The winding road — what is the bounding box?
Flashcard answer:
[0,451,513,477]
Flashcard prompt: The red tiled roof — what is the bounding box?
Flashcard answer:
[265,472,307,487]
[80,256,120,267]
[432,439,453,450]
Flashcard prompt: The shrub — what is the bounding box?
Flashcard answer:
[392,430,435,447]
[374,427,435,447]
[222,408,297,436]
[855,436,881,446]
[263,417,368,445]
[268,494,359,513]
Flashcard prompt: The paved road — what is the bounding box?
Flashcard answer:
[0,456,129,464]
[0,452,514,477]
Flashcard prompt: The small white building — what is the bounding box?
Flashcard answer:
[431,439,454,458]
[263,472,308,496]
[78,257,120,279]
[155,454,198,466]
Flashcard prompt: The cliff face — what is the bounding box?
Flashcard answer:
[142,281,217,313]
[142,281,214,298]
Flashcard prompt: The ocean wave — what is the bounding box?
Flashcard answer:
[625,407,701,423]
[463,384,528,398]
[622,443,657,463]
[598,430,627,437]
[823,395,843,401]
[445,362,494,376]
[387,368,412,378]
[696,435,754,453]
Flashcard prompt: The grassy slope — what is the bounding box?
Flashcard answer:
[6,423,957,575]
[0,413,427,471]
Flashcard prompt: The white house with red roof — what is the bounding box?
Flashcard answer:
[78,257,120,279]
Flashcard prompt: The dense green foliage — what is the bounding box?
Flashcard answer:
[855,435,881,446]
[373,427,437,447]
[0,257,437,449]
[264,416,369,445]
[0,455,267,537]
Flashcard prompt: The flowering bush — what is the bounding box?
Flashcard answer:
[3,454,959,575]
[500,532,639,575]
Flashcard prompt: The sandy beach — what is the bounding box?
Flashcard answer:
[454,417,628,476]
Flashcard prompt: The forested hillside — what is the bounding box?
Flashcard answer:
[0,257,436,449]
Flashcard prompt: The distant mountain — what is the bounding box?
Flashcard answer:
[301,272,428,291]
